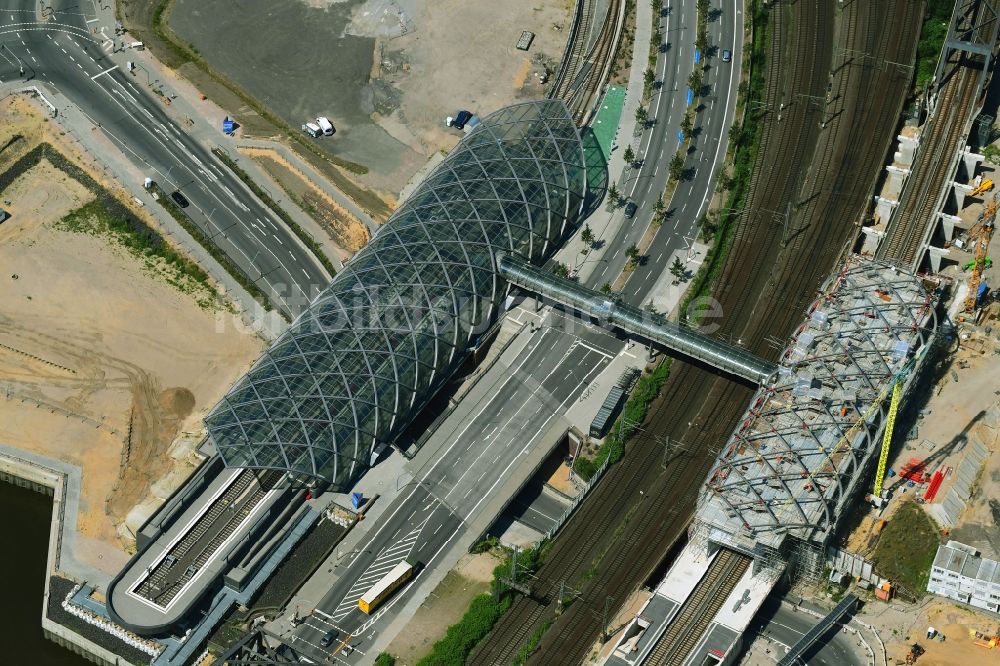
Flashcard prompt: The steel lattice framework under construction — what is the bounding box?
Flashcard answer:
[696,256,939,555]
[204,101,587,488]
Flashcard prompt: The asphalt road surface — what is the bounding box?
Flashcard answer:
[0,1,743,661]
[0,0,329,317]
[284,0,744,659]
[586,0,743,309]
[289,309,623,663]
[752,598,869,666]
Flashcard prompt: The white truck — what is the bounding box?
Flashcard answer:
[302,122,322,138]
[315,116,335,136]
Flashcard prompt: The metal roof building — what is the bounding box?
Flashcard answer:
[204,101,587,488]
[695,257,938,555]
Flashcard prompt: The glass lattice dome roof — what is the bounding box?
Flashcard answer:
[205,100,587,488]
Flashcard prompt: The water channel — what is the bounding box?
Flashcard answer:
[0,481,89,665]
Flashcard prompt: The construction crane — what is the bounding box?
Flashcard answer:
[872,355,921,497]
[964,192,997,312]
[873,382,903,496]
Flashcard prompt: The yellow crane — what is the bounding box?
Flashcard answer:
[965,193,997,313]
[970,178,995,198]
[873,382,903,496]
[872,354,921,497]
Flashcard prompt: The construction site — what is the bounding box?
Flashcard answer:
[8,0,1000,663]
[605,255,941,665]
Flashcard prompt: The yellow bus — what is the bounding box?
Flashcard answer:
[358,559,416,614]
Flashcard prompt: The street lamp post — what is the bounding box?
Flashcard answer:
[1,44,25,77]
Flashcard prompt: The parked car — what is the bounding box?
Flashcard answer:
[320,629,339,647]
[722,49,732,63]
[316,116,336,136]
[624,201,638,219]
[170,191,189,208]
[453,110,473,129]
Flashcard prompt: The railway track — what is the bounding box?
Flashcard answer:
[566,0,622,122]
[878,1,995,267]
[553,0,596,102]
[645,549,751,666]
[473,1,922,663]
[877,66,974,265]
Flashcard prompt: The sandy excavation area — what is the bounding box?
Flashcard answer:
[0,99,264,570]
[240,146,370,253]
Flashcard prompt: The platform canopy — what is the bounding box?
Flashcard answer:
[205,101,588,488]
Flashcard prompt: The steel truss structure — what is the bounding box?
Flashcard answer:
[205,101,588,488]
[697,257,938,553]
[934,0,999,97]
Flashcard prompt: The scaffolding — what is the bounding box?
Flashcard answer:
[694,256,938,554]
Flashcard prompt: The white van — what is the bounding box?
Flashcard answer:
[316,116,335,136]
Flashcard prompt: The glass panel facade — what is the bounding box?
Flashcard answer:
[205,100,587,489]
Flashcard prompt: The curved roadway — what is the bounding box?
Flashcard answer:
[0,0,744,661]
[0,0,329,317]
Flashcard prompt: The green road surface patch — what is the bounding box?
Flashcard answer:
[590,85,626,160]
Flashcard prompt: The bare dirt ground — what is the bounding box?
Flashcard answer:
[165,0,571,195]
[373,0,570,174]
[0,101,263,565]
[384,552,497,664]
[240,147,370,253]
[545,461,580,497]
[859,599,1000,666]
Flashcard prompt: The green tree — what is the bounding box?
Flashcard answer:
[644,67,655,92]
[728,122,743,146]
[553,262,570,278]
[698,213,717,241]
[600,281,613,295]
[625,244,641,268]
[669,153,684,181]
[984,144,1000,165]
[581,224,595,247]
[608,182,620,206]
[688,69,703,96]
[635,105,648,127]
[695,31,709,57]
[680,113,694,140]
[623,144,636,166]
[670,257,686,281]
[375,655,396,666]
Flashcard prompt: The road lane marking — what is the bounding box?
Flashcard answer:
[90,64,117,80]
